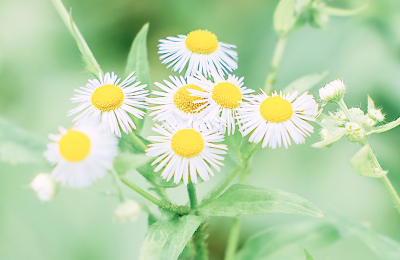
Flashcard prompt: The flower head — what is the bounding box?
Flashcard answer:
[237,90,319,149]
[345,122,366,142]
[44,125,118,187]
[368,108,385,122]
[30,173,56,202]
[114,199,141,222]
[319,78,346,103]
[68,72,149,137]
[158,30,237,78]
[146,120,227,185]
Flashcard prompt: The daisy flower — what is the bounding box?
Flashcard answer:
[188,73,254,135]
[158,29,237,78]
[44,125,118,187]
[68,72,149,137]
[146,121,227,185]
[148,75,222,132]
[237,90,318,149]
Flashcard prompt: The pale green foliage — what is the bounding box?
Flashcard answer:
[198,184,324,217]
[138,215,203,260]
[283,71,328,94]
[311,129,345,148]
[303,249,314,260]
[0,118,48,167]
[367,117,400,135]
[113,153,151,176]
[274,0,298,35]
[235,222,343,260]
[351,144,387,178]
[125,23,151,133]
[135,160,180,188]
[118,132,149,154]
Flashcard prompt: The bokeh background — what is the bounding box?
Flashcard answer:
[1,0,400,259]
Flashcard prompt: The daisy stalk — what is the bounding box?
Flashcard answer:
[336,98,400,213]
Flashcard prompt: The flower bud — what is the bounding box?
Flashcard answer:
[320,128,332,140]
[114,199,140,222]
[345,122,366,142]
[30,173,56,202]
[368,108,384,122]
[364,117,376,127]
[319,79,346,103]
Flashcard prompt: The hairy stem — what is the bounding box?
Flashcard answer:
[264,35,287,93]
[120,176,189,215]
[381,175,400,214]
[187,183,198,212]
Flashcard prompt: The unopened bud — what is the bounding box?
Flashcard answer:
[345,122,366,142]
[114,200,140,222]
[365,117,376,127]
[320,128,332,140]
[30,173,56,202]
[368,109,384,122]
[319,79,346,103]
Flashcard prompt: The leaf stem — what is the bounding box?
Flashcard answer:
[380,175,400,214]
[129,131,148,151]
[187,183,198,212]
[224,217,241,260]
[110,168,125,202]
[120,175,190,215]
[264,35,287,93]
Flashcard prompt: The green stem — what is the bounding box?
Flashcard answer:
[111,168,125,202]
[129,132,148,151]
[224,217,241,260]
[381,175,400,214]
[120,176,189,215]
[264,35,287,93]
[205,142,261,203]
[336,98,353,121]
[187,183,198,212]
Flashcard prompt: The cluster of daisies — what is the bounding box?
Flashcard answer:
[33,29,319,200]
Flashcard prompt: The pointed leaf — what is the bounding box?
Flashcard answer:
[303,249,314,260]
[138,215,203,260]
[51,0,102,77]
[283,71,328,93]
[350,144,387,178]
[311,129,346,148]
[236,222,344,260]
[367,95,375,111]
[274,0,298,35]
[199,184,323,217]
[367,117,400,135]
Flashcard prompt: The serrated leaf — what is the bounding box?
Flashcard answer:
[350,144,386,178]
[236,222,344,260]
[367,117,400,135]
[138,215,203,260]
[274,0,298,35]
[136,160,180,188]
[114,153,151,176]
[311,129,346,148]
[0,118,49,167]
[318,4,368,16]
[303,249,314,260]
[118,132,149,154]
[124,23,150,133]
[283,71,328,94]
[336,216,400,260]
[199,184,323,217]
[51,0,102,77]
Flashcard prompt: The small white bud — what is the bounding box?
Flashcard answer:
[349,107,364,118]
[30,173,56,202]
[345,122,366,142]
[114,199,141,222]
[335,110,347,121]
[319,79,346,103]
[365,117,376,127]
[320,128,332,140]
[368,108,385,122]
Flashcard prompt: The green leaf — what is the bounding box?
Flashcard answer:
[124,23,150,133]
[318,4,368,16]
[198,184,324,217]
[367,95,375,111]
[225,130,247,165]
[51,0,102,77]
[303,248,314,260]
[114,153,151,176]
[274,0,298,35]
[350,144,387,178]
[336,216,400,260]
[236,222,344,260]
[136,160,180,188]
[367,117,400,135]
[311,129,346,148]
[309,11,329,30]
[283,71,328,94]
[0,118,49,167]
[138,215,203,260]
[118,132,149,154]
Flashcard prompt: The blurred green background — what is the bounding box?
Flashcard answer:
[1,0,400,259]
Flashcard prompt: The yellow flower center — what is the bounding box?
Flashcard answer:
[185,30,219,54]
[91,84,124,111]
[173,84,205,113]
[259,96,293,123]
[212,82,242,109]
[171,129,204,158]
[59,130,91,162]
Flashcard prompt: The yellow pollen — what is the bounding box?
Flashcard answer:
[171,129,204,158]
[173,84,205,113]
[91,84,124,111]
[259,96,293,123]
[59,130,91,162]
[185,30,218,54]
[212,82,242,109]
